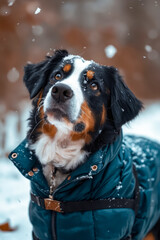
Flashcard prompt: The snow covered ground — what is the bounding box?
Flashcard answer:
[0,159,31,240]
[123,102,160,142]
[0,102,160,239]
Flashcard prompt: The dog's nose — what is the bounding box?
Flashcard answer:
[51,83,73,102]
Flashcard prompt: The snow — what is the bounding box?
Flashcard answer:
[116,181,123,190]
[0,7,11,16]
[148,50,159,61]
[104,45,117,58]
[7,68,19,82]
[8,0,15,7]
[148,29,158,39]
[34,7,41,15]
[0,102,160,239]
[0,159,31,240]
[123,102,160,143]
[154,1,159,7]
[145,45,152,52]
[32,25,44,36]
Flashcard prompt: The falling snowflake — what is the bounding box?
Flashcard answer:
[34,7,41,15]
[8,0,15,6]
[32,25,43,36]
[104,45,117,58]
[148,29,158,39]
[145,45,152,52]
[7,68,19,82]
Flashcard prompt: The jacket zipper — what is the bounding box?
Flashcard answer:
[51,211,57,240]
[51,175,93,240]
[53,175,92,198]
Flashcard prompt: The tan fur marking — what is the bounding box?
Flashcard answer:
[37,91,43,107]
[143,233,155,240]
[42,124,57,138]
[86,70,95,80]
[71,101,95,144]
[63,64,72,72]
[100,104,106,125]
[95,91,101,97]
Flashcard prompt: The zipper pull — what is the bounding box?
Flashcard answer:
[49,185,54,199]
[49,165,56,199]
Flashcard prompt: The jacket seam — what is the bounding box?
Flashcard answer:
[91,210,97,240]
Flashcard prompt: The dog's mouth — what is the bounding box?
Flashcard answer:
[45,107,68,122]
[44,108,87,134]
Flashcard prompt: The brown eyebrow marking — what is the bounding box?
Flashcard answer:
[86,70,95,80]
[63,64,72,72]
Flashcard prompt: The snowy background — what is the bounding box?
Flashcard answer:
[0,102,160,240]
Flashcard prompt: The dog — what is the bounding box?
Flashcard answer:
[9,50,160,240]
[24,49,143,188]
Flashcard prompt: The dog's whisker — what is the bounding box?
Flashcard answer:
[37,103,44,112]
[80,113,91,121]
[41,122,46,132]
[34,105,44,124]
[35,101,44,118]
[80,109,91,119]
[29,119,44,138]
[37,97,45,102]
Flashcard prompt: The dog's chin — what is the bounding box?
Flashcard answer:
[45,109,74,131]
[45,108,66,122]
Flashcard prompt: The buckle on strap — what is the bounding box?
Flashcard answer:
[44,198,63,213]
[31,193,63,213]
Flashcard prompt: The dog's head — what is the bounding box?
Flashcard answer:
[24,50,142,151]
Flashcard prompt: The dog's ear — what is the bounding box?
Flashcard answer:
[23,59,48,99]
[23,49,68,99]
[107,66,143,129]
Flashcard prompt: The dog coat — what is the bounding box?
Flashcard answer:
[9,132,160,240]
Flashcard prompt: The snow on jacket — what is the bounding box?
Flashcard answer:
[9,132,160,240]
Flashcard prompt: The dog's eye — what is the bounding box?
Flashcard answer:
[90,82,99,91]
[55,72,62,80]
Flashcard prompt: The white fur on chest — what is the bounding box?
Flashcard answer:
[31,126,88,181]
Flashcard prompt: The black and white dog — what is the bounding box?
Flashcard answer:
[20,50,160,240]
[24,49,142,189]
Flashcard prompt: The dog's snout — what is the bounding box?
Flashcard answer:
[51,84,73,102]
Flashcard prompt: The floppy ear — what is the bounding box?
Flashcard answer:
[23,60,49,99]
[23,49,68,99]
[108,67,143,129]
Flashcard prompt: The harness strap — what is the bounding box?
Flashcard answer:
[31,164,140,214]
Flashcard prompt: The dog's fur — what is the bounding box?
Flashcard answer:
[24,49,143,190]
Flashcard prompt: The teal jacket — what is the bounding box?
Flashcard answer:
[9,132,160,240]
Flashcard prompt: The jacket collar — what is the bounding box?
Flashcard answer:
[69,130,123,179]
[8,139,49,195]
[8,131,123,193]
